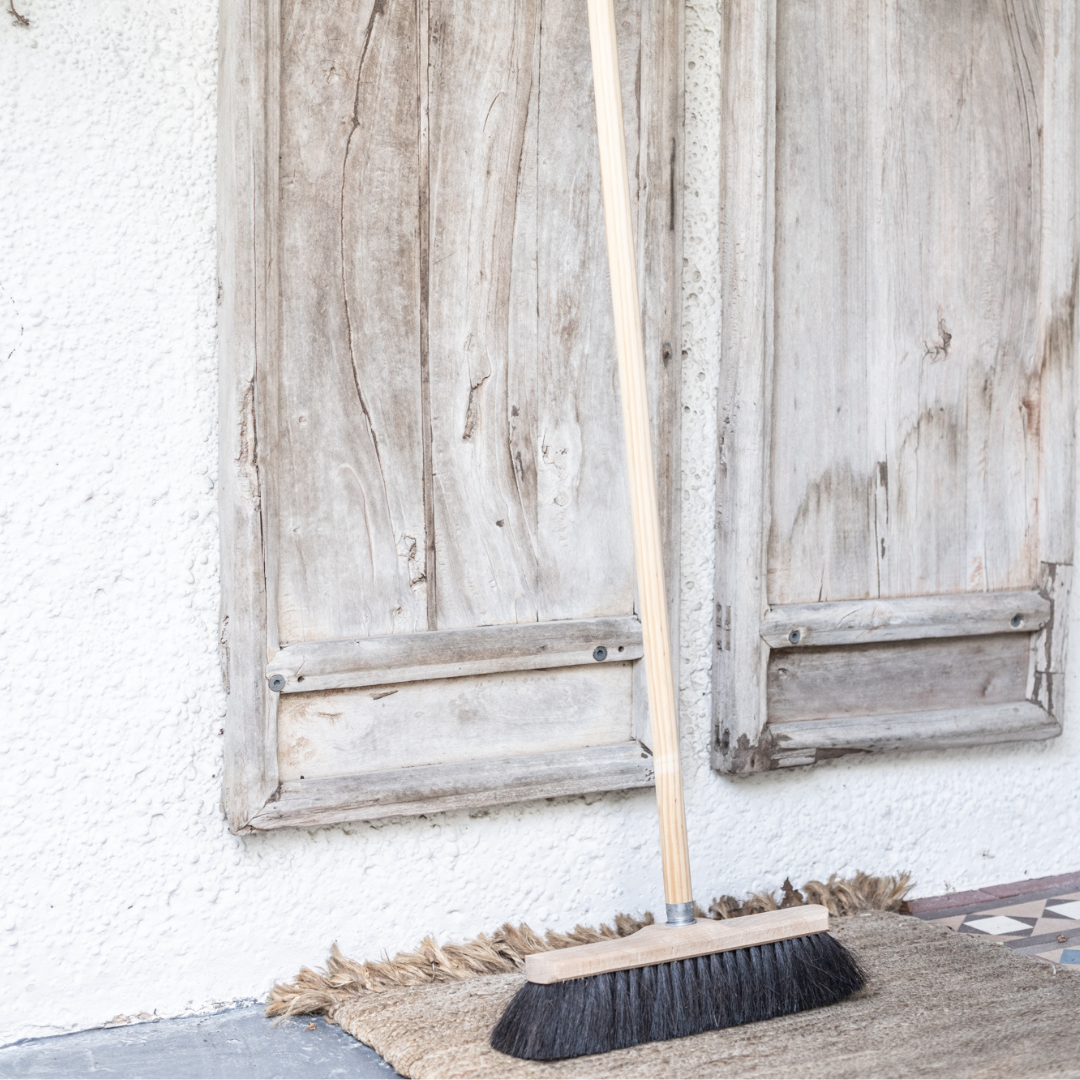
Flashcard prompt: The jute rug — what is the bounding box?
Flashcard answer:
[321,913,1080,1078]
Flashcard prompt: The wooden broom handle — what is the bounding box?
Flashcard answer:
[586,0,693,908]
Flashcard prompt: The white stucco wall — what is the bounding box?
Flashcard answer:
[1,0,1077,1047]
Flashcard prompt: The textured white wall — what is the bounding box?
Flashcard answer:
[1,0,1077,1047]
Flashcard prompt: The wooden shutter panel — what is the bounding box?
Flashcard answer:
[218,0,681,830]
[714,0,1077,773]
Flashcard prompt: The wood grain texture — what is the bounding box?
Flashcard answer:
[276,0,428,644]
[767,634,1030,724]
[425,0,542,629]
[220,0,682,826]
[246,743,655,830]
[532,0,638,625]
[626,0,684,754]
[770,0,1045,605]
[1035,1,1078,568]
[639,0,684,682]
[218,0,281,831]
[768,702,1059,769]
[268,0,676,641]
[714,0,1076,775]
[712,0,774,775]
[770,0,871,605]
[423,0,647,632]
[760,590,1049,650]
[525,907,831,984]
[277,664,634,779]
[1029,0,1078,727]
[267,616,642,692]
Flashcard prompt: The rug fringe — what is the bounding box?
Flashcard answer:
[265,872,909,1019]
[708,871,912,920]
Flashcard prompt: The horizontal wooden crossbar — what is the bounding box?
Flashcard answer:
[760,590,1050,649]
[266,616,643,693]
[767,701,1059,768]
[246,742,654,829]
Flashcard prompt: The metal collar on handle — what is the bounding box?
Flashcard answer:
[666,901,696,926]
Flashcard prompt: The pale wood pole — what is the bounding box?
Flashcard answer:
[586,0,693,911]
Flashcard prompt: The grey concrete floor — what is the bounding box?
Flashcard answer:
[0,1005,401,1080]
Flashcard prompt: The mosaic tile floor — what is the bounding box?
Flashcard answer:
[910,872,1080,967]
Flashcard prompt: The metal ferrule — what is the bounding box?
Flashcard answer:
[665,901,696,926]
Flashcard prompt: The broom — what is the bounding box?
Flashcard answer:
[489,0,866,1060]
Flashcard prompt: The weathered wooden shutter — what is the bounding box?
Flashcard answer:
[715,0,1077,772]
[219,0,681,829]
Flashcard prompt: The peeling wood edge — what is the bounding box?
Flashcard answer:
[760,589,1051,649]
[1029,561,1073,719]
[242,743,655,830]
[725,701,1060,774]
[631,653,651,749]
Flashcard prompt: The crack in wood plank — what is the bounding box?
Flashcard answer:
[340,0,391,496]
[418,0,436,628]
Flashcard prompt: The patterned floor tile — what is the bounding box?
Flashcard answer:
[913,878,1080,965]
[1045,896,1080,918]
[927,913,967,932]
[960,914,1037,938]
[1033,947,1066,963]
[1032,915,1080,936]
[1031,947,1080,965]
[976,900,1049,918]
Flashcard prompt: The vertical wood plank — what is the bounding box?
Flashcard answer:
[631,0,683,750]
[426,0,541,628]
[639,0,684,690]
[1028,0,1076,729]
[876,0,1043,600]
[770,0,873,605]
[218,0,280,830]
[1036,0,1078,569]
[275,0,427,644]
[713,0,773,771]
[418,0,436,629]
[426,0,666,632]
[769,0,1046,605]
[532,0,638,622]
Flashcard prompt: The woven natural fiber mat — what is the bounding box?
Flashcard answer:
[320,913,1080,1078]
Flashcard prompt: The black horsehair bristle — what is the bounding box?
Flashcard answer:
[490,931,866,1061]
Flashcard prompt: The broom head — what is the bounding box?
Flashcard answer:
[490,905,866,1060]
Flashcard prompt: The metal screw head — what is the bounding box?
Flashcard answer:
[593,646,608,662]
[1010,614,1023,628]
[268,674,286,692]
[788,629,802,645]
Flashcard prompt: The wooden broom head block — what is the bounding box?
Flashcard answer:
[524,905,831,984]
